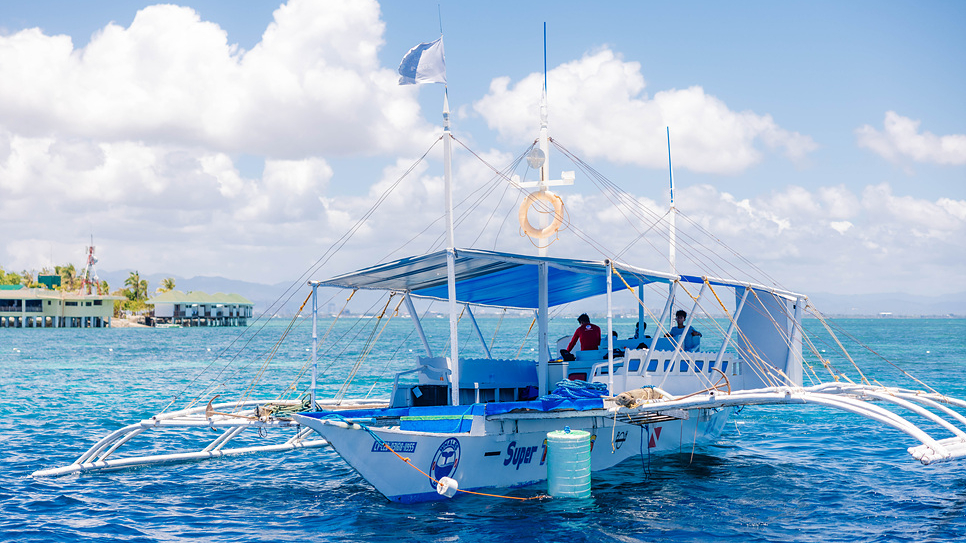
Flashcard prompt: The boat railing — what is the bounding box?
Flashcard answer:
[590,349,736,380]
[390,356,542,408]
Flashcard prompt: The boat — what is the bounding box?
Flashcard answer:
[283,92,966,501]
[32,38,966,504]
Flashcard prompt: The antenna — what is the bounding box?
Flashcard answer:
[83,233,99,295]
[543,22,548,93]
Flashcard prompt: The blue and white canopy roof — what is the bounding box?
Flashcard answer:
[317,248,676,310]
[316,248,804,309]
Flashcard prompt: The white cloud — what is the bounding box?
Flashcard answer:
[856,111,966,166]
[829,221,853,234]
[938,198,966,221]
[0,0,438,158]
[818,185,860,220]
[473,49,817,174]
[590,182,965,294]
[0,0,448,281]
[0,1,960,300]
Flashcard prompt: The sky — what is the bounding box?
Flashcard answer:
[0,0,963,298]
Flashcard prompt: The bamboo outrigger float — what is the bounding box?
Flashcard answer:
[32,399,376,477]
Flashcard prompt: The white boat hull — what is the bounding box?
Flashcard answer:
[295,406,731,503]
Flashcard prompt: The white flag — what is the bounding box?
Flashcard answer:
[398,37,446,85]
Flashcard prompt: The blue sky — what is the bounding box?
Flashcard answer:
[0,0,963,296]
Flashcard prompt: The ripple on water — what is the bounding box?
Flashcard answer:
[3,320,966,542]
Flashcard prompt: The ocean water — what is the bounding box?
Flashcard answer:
[2,317,965,542]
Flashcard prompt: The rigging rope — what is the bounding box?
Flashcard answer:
[235,291,314,409]
[514,316,538,359]
[276,290,358,403]
[335,295,402,402]
[158,137,444,415]
[805,305,942,396]
[610,268,715,390]
[489,309,507,353]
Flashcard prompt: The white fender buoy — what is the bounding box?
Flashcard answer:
[436,476,459,498]
[546,427,591,498]
[518,190,564,239]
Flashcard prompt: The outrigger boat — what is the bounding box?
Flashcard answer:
[33,42,966,504]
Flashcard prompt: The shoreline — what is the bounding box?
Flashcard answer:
[110,316,150,328]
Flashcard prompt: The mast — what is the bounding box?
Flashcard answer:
[667,127,676,319]
[443,89,460,406]
[515,24,573,396]
[536,24,550,396]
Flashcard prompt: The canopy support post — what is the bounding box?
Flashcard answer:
[606,260,614,395]
[638,284,645,340]
[465,304,492,359]
[784,297,805,386]
[648,286,676,350]
[443,91,460,406]
[716,286,750,369]
[538,262,549,396]
[660,282,707,389]
[310,281,318,411]
[404,293,433,358]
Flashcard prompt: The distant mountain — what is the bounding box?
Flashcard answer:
[97,270,306,316]
[806,291,966,317]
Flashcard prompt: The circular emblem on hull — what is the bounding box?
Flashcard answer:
[430,437,461,489]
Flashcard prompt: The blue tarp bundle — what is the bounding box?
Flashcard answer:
[484,381,608,416]
[543,380,609,400]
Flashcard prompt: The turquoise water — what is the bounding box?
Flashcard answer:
[2,318,965,541]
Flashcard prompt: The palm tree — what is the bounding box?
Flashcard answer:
[125,271,141,301]
[0,268,21,285]
[57,264,77,291]
[22,270,35,288]
[157,277,176,293]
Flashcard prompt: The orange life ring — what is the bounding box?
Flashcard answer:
[518,190,564,239]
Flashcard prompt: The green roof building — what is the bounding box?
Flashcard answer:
[0,288,124,328]
[145,290,253,327]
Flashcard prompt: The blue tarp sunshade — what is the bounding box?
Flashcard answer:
[316,248,677,310]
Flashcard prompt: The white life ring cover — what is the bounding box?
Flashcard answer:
[518,190,564,239]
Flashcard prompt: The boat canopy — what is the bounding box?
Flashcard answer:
[316,248,680,310]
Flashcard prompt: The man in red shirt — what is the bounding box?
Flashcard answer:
[562,314,601,359]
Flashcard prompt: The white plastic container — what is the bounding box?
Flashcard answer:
[546,428,591,498]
